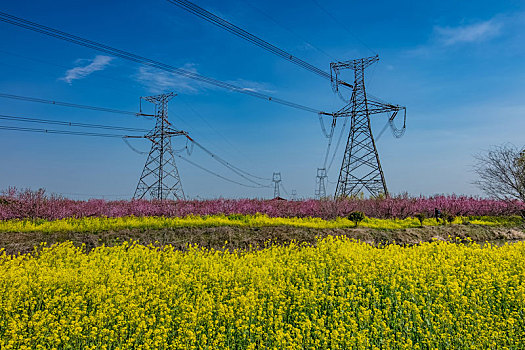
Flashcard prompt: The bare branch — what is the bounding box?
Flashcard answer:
[472,144,525,202]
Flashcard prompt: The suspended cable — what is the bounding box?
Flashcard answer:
[242,1,337,62]
[0,114,149,132]
[186,139,194,155]
[375,120,390,142]
[310,0,377,56]
[122,137,149,155]
[165,0,360,100]
[178,95,247,159]
[389,108,406,138]
[176,154,270,188]
[172,143,189,153]
[189,138,272,184]
[318,112,334,139]
[166,0,332,80]
[163,0,396,131]
[0,49,149,97]
[279,182,290,196]
[326,115,349,171]
[124,131,271,187]
[322,117,337,169]
[0,92,148,117]
[0,125,135,138]
[0,119,274,193]
[0,11,324,114]
[375,108,406,141]
[326,178,337,185]
[175,0,383,105]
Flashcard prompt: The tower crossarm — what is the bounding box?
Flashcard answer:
[366,98,405,116]
[331,100,405,118]
[330,55,378,92]
[330,55,379,72]
[366,99,407,138]
[139,129,188,143]
[163,130,188,137]
[330,100,406,141]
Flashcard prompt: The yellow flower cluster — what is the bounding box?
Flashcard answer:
[1,238,524,349]
[0,214,517,233]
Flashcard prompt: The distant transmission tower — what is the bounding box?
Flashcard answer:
[272,172,281,198]
[331,55,406,198]
[315,168,327,198]
[134,92,187,200]
[291,189,298,201]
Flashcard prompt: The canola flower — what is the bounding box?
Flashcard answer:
[0,214,521,233]
[1,237,525,349]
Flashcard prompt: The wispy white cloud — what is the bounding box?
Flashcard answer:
[434,19,502,46]
[135,64,203,94]
[135,64,275,95]
[404,17,506,57]
[225,78,276,94]
[61,55,114,84]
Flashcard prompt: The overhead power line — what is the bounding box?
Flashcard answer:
[178,95,248,160]
[242,1,337,62]
[188,138,271,186]
[280,181,290,196]
[0,125,134,138]
[165,0,332,80]
[126,132,272,187]
[0,49,148,96]
[0,123,270,189]
[0,11,323,114]
[0,92,145,117]
[326,116,349,171]
[176,154,268,189]
[0,114,149,132]
[310,0,377,55]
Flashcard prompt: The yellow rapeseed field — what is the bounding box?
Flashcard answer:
[0,214,518,233]
[1,237,524,349]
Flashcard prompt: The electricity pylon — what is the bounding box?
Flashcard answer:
[330,55,406,198]
[133,92,187,200]
[272,172,281,198]
[315,168,327,198]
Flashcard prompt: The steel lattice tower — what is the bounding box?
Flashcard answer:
[134,93,186,200]
[315,168,327,198]
[332,55,405,198]
[272,172,281,198]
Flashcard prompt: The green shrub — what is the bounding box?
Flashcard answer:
[348,211,365,227]
[227,214,245,221]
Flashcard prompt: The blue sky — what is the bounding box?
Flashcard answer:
[0,0,524,199]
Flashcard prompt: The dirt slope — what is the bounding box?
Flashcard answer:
[2,223,525,256]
